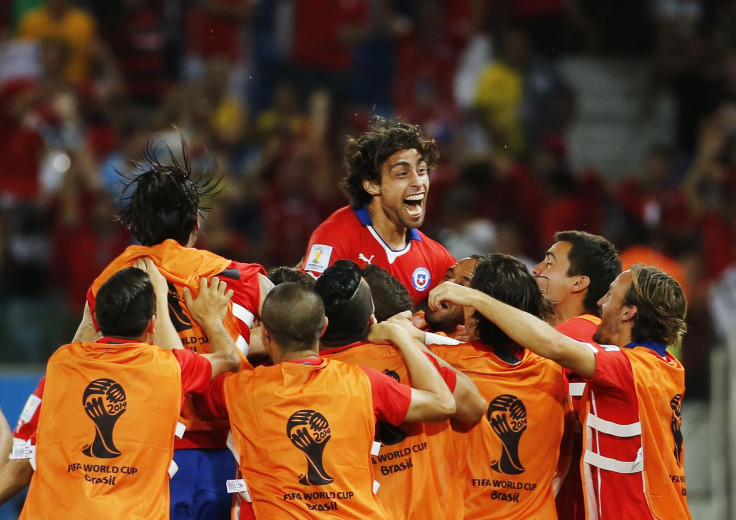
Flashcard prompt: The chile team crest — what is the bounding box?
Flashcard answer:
[412,267,431,292]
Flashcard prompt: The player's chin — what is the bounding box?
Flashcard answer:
[401,212,425,229]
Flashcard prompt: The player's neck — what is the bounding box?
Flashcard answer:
[276,349,321,364]
[614,328,633,349]
[367,205,408,250]
[550,298,586,327]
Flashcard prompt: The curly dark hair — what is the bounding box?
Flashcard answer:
[118,138,223,246]
[267,266,316,288]
[342,116,439,208]
[471,254,552,347]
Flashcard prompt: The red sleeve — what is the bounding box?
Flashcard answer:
[361,366,412,426]
[13,377,45,444]
[198,372,231,420]
[424,352,457,392]
[222,261,266,335]
[585,344,635,396]
[173,349,213,396]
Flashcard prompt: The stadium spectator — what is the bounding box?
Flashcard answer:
[18,0,100,84]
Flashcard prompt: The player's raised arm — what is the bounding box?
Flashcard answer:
[367,323,456,422]
[184,277,240,378]
[72,301,100,343]
[133,257,182,350]
[429,281,597,378]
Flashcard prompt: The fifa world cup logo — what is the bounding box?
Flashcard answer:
[82,378,127,458]
[488,394,527,475]
[313,247,324,265]
[670,394,684,467]
[287,410,334,486]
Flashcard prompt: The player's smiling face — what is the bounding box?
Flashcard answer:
[369,148,429,230]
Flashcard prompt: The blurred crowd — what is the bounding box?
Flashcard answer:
[0,0,734,396]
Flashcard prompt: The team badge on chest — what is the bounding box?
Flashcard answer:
[411,267,431,292]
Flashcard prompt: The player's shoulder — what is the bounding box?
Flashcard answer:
[415,229,452,254]
[313,206,360,233]
[219,261,267,282]
[556,314,600,342]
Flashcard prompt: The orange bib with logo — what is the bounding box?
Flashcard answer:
[20,341,181,520]
[432,342,567,519]
[90,240,252,440]
[325,343,463,520]
[628,348,690,519]
[224,359,388,520]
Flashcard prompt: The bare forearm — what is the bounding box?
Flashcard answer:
[0,409,10,465]
[201,320,240,366]
[73,303,100,342]
[153,300,183,350]
[0,459,33,505]
[468,291,596,377]
[392,336,454,410]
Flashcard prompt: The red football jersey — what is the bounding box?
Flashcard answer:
[303,206,455,306]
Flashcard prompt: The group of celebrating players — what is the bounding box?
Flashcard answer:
[1,118,690,519]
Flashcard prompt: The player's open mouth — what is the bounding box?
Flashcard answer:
[403,194,424,218]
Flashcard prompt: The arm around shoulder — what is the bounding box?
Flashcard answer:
[367,323,456,422]
[429,282,597,378]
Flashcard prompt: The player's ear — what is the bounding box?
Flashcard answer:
[572,275,590,294]
[622,304,638,322]
[363,178,380,196]
[321,316,329,336]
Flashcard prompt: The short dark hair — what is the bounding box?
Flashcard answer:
[118,139,222,246]
[471,254,552,346]
[267,266,316,288]
[95,268,156,338]
[342,116,440,208]
[314,260,373,346]
[626,265,687,346]
[261,283,325,352]
[555,230,621,316]
[361,264,412,322]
